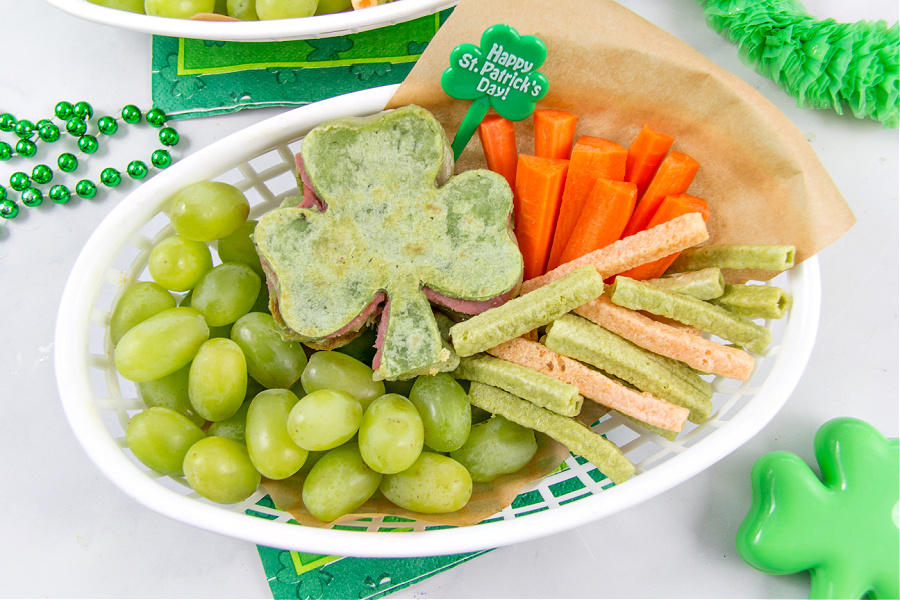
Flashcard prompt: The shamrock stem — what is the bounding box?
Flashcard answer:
[452,96,492,162]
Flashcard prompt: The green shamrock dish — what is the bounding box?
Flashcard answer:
[736,417,899,599]
[254,105,523,381]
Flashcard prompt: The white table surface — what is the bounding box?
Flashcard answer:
[1,1,897,598]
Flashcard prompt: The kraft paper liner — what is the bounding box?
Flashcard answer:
[262,0,856,528]
[386,0,856,276]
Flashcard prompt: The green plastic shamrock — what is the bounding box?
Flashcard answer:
[254,105,523,381]
[736,417,899,599]
[441,23,549,160]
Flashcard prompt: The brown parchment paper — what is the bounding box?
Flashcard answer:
[387,0,856,269]
[264,0,855,527]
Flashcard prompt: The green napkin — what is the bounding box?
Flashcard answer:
[151,8,453,120]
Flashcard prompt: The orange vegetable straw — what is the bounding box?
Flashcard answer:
[478,113,518,190]
[617,193,710,280]
[621,150,699,238]
[624,125,674,198]
[557,178,637,265]
[533,109,578,160]
[513,154,570,281]
[545,136,627,271]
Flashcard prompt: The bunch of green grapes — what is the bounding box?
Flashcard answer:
[114,180,539,521]
[87,0,357,20]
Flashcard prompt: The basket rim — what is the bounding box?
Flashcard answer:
[41,0,457,42]
[53,85,821,558]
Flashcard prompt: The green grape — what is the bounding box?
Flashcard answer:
[213,0,228,13]
[450,415,537,482]
[286,388,362,451]
[148,235,213,292]
[87,0,145,14]
[206,396,251,441]
[358,394,424,474]
[302,443,382,523]
[217,219,265,278]
[109,281,176,345]
[314,0,351,14]
[245,389,308,479]
[256,0,318,19]
[167,181,250,241]
[137,364,205,426]
[191,262,261,327]
[183,436,261,505]
[188,338,247,421]
[115,307,209,382]
[179,291,232,338]
[333,325,378,367]
[145,0,217,18]
[296,449,326,475]
[300,351,385,410]
[227,0,258,19]
[380,452,473,514]
[126,407,206,476]
[408,373,471,452]
[230,312,308,389]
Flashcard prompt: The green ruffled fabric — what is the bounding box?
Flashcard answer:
[699,0,899,128]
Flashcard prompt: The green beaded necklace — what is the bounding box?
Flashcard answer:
[0,101,180,220]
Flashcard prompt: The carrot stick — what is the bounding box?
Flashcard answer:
[557,178,637,265]
[478,113,518,190]
[617,193,709,280]
[513,154,570,281]
[621,150,699,238]
[533,109,578,160]
[545,137,628,271]
[625,125,674,198]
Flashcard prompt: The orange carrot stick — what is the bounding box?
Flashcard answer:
[624,125,674,198]
[617,193,710,280]
[557,178,637,265]
[533,109,578,160]
[621,150,699,238]
[545,137,628,271]
[478,113,518,190]
[513,154,570,281]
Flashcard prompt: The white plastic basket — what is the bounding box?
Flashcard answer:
[42,0,457,41]
[54,85,821,558]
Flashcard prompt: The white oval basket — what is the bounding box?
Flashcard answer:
[42,0,457,41]
[54,85,820,558]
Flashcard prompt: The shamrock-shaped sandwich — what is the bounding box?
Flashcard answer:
[255,105,523,381]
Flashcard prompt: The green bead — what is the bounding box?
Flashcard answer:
[146,107,167,127]
[100,167,121,187]
[32,164,53,184]
[38,122,61,143]
[0,198,18,219]
[36,119,53,128]
[49,184,71,204]
[75,179,97,199]
[159,127,179,146]
[0,113,16,132]
[58,152,79,173]
[150,149,172,169]
[14,119,36,139]
[55,101,74,120]
[97,116,118,135]
[21,187,43,207]
[127,160,149,179]
[0,142,12,161]
[78,134,99,154]
[9,172,30,191]
[0,185,6,201]
[121,104,142,124]
[66,117,87,136]
[15,139,37,158]
[73,101,93,119]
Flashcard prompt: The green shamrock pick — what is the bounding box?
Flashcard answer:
[736,417,899,599]
[441,23,549,160]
